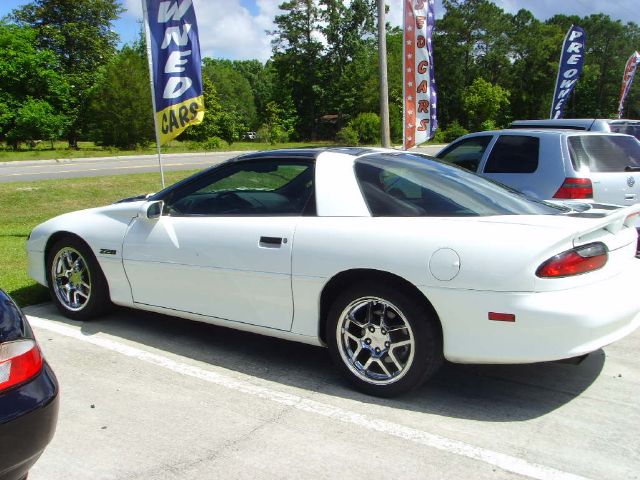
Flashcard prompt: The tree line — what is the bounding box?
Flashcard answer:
[1,0,639,150]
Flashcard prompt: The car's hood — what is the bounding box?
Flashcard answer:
[114,193,155,204]
[78,200,148,222]
[28,200,148,253]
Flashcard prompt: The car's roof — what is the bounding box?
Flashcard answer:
[461,128,633,138]
[233,147,388,162]
[151,147,402,200]
[607,119,640,125]
[511,119,604,130]
[234,148,325,161]
[510,118,640,131]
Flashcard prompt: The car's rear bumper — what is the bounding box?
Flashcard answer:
[423,259,640,364]
[0,362,59,480]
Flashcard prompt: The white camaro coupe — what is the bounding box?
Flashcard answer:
[27,148,640,396]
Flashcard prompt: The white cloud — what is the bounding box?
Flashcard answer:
[123,0,279,61]
[123,0,142,17]
[123,0,638,62]
[121,0,420,62]
[386,1,404,27]
[488,0,638,24]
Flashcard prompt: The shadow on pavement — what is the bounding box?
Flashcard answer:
[9,284,49,307]
[29,303,605,423]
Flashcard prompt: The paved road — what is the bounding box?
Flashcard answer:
[0,145,445,183]
[25,302,640,480]
[0,151,240,183]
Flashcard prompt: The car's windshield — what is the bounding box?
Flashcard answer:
[355,153,568,217]
[568,135,640,172]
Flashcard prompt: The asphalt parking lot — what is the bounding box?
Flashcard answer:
[25,302,639,480]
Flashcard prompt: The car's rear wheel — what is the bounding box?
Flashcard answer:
[47,237,111,320]
[327,282,443,397]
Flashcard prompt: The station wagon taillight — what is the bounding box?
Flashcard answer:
[553,178,593,199]
[536,243,608,278]
[0,339,43,392]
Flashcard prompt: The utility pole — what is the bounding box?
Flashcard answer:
[377,0,391,148]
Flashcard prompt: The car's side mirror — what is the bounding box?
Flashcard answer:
[140,200,164,220]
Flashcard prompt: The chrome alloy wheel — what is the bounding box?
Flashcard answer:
[51,247,92,312]
[336,297,415,385]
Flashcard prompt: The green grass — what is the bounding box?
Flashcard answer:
[0,140,335,162]
[0,170,197,307]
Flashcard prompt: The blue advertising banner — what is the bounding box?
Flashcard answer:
[550,25,586,119]
[143,0,204,145]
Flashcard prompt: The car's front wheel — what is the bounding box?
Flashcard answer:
[327,282,443,397]
[47,237,111,320]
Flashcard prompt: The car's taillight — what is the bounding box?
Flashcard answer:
[536,242,608,278]
[0,339,43,392]
[553,178,593,199]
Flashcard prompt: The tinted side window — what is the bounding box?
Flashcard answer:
[354,154,566,217]
[436,136,492,171]
[484,136,539,173]
[164,160,315,216]
[568,135,640,172]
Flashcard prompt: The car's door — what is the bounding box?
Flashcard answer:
[122,158,316,331]
[435,135,494,172]
[479,135,543,197]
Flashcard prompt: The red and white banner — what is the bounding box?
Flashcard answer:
[617,51,640,118]
[403,0,437,150]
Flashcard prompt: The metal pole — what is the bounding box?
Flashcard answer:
[141,0,166,188]
[402,0,406,150]
[377,0,391,148]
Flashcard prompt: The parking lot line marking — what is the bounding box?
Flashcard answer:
[29,316,590,480]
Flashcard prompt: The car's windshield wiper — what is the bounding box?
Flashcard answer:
[625,165,640,172]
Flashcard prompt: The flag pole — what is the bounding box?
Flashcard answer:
[141,0,166,189]
[402,0,406,151]
[377,0,391,148]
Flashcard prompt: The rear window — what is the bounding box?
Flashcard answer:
[609,124,640,141]
[354,154,566,217]
[484,135,539,173]
[568,135,640,172]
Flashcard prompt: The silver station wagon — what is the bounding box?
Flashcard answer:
[436,129,640,252]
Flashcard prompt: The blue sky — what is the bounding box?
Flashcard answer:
[1,0,638,62]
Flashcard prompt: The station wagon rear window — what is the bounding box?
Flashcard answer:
[568,135,640,172]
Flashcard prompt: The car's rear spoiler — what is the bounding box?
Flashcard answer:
[574,204,640,246]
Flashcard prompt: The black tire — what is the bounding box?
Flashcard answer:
[46,236,112,320]
[326,281,443,397]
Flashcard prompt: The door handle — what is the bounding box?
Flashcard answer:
[625,194,637,200]
[259,236,283,248]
